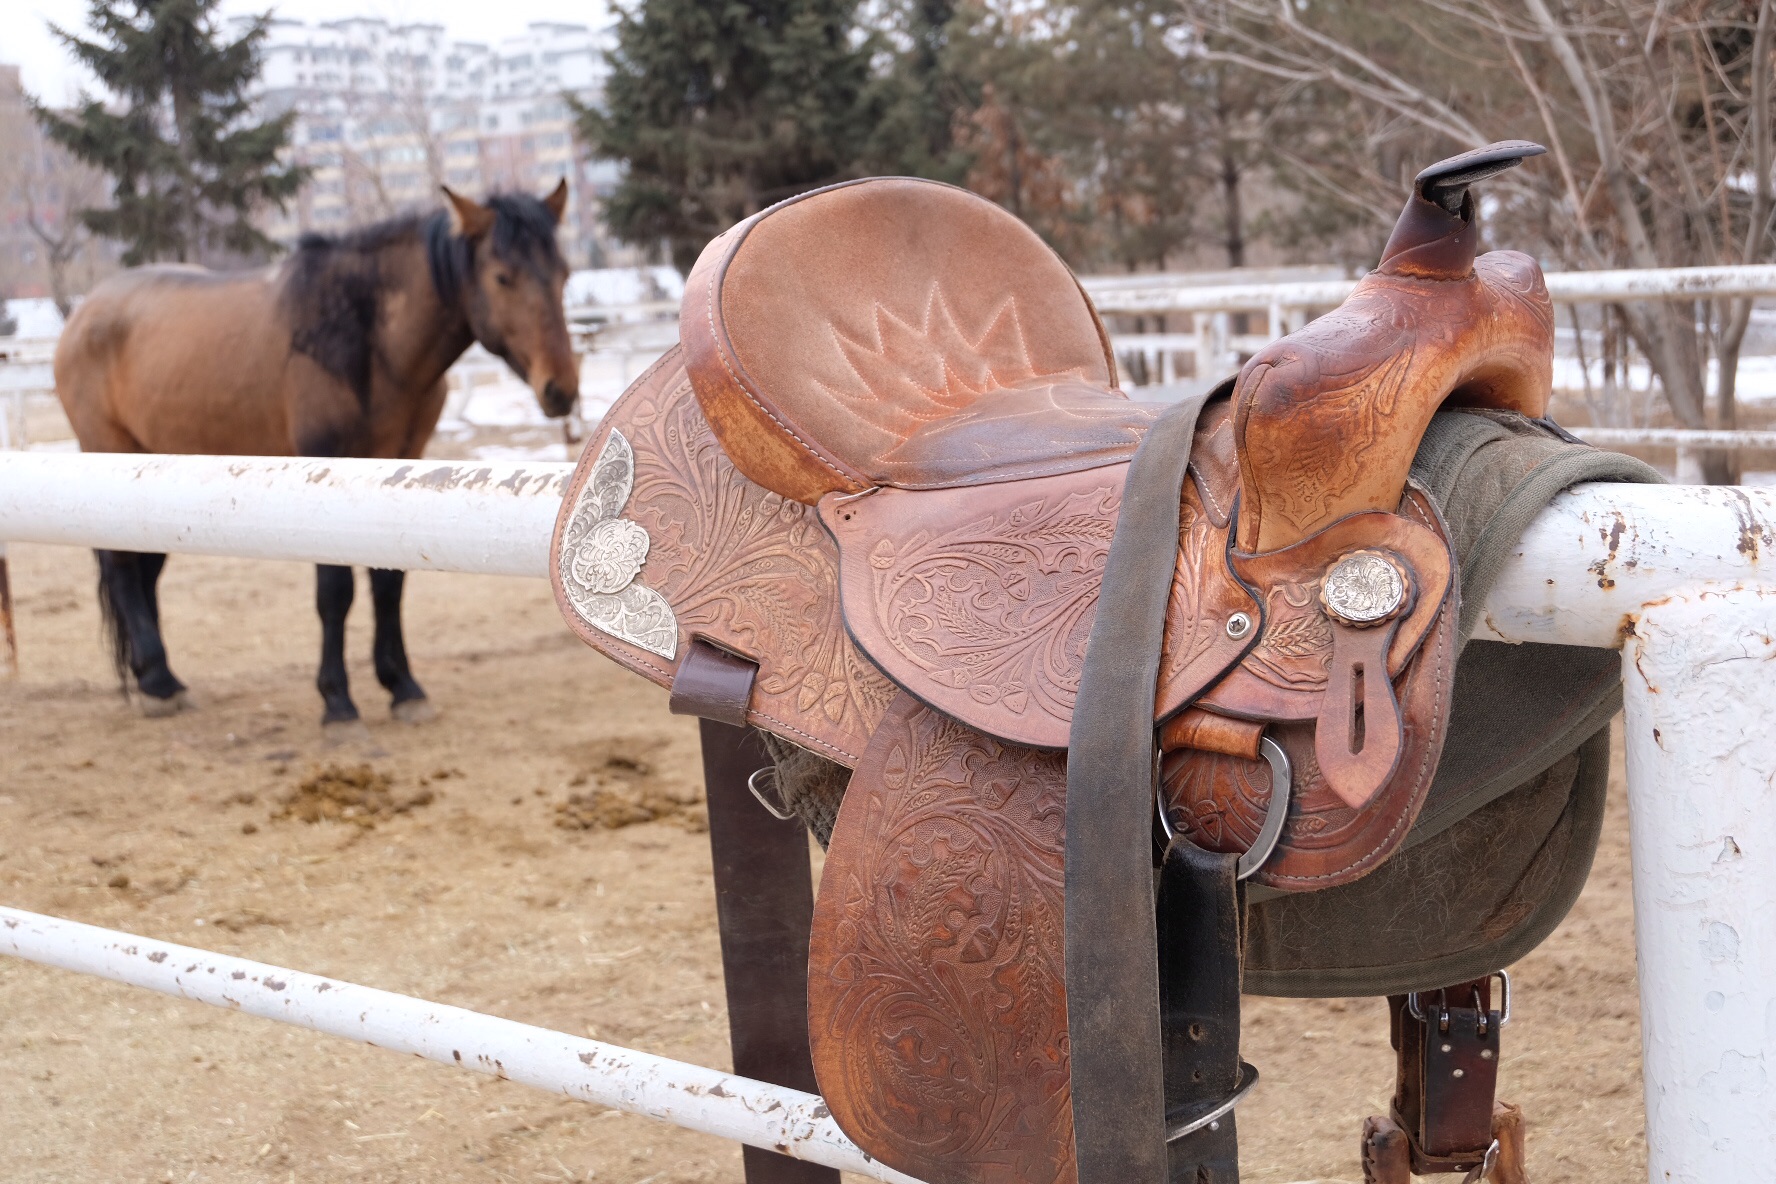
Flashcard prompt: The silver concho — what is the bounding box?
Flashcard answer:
[556,430,679,659]
[1320,550,1407,626]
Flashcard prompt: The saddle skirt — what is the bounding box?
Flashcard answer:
[552,163,1555,1184]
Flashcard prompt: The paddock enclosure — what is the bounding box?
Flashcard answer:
[0,539,1649,1184]
[2,267,1775,1184]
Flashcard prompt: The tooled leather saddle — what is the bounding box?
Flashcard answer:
[552,142,1555,1183]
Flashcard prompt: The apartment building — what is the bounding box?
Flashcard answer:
[245,16,622,267]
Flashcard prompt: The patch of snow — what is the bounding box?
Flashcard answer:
[2,298,64,338]
[564,267,684,308]
[1552,353,1776,404]
[467,441,571,462]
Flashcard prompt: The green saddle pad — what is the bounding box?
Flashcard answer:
[758,409,1664,998]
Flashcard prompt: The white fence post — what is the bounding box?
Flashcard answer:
[1619,584,1776,1182]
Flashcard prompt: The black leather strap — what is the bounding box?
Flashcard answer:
[1159,840,1244,1183]
[1066,393,1212,1183]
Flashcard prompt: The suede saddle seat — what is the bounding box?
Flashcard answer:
[552,152,1556,1184]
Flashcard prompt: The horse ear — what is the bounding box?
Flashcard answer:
[542,177,568,223]
[442,186,495,239]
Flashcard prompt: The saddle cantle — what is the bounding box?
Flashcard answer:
[552,143,1554,1184]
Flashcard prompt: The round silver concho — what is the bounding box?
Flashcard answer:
[1320,550,1408,626]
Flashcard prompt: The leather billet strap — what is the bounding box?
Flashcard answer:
[1159,840,1245,1183]
[697,719,836,1184]
[1389,976,1508,1176]
[1065,391,1214,1183]
[679,642,838,1184]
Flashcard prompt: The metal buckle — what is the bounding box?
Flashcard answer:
[1165,1060,1260,1142]
[1459,1139,1501,1183]
[1406,970,1511,1034]
[745,767,796,821]
[1156,735,1292,882]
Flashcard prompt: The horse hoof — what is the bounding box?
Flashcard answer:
[322,718,372,746]
[139,690,193,718]
[391,698,438,725]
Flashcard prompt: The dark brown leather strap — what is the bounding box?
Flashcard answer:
[1065,393,1212,1183]
[1388,978,1502,1175]
[669,638,759,726]
[698,718,837,1184]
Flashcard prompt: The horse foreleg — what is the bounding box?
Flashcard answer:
[369,568,434,722]
[96,549,188,715]
[315,564,361,729]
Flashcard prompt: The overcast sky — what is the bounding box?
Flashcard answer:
[7,0,616,103]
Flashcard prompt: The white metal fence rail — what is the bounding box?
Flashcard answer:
[0,453,1771,1182]
[0,907,921,1183]
[1079,264,1776,392]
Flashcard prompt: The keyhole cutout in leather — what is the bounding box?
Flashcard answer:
[1316,620,1404,809]
[1350,665,1367,754]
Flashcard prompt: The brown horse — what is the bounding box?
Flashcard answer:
[54,183,579,727]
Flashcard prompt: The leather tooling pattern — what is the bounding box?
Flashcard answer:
[860,481,1118,726]
[1247,323,1418,545]
[828,468,1254,750]
[1162,744,1278,853]
[810,694,1075,1184]
[821,284,1092,427]
[561,364,897,762]
[556,429,679,658]
[1244,581,1335,691]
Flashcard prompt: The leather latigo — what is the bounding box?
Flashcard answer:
[808,692,1075,1184]
[551,347,896,765]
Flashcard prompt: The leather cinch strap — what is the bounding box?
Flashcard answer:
[1066,393,1213,1182]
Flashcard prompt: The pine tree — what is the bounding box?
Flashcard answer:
[867,0,970,182]
[33,0,306,265]
[576,0,881,273]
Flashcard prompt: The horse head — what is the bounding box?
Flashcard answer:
[441,181,580,418]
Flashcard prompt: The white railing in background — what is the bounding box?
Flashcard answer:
[0,451,1770,1183]
[1082,263,1776,392]
[1575,427,1776,482]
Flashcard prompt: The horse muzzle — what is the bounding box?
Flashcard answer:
[540,380,577,419]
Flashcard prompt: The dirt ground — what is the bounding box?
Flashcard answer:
[0,539,1648,1184]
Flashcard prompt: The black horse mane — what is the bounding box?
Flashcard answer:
[282,194,562,417]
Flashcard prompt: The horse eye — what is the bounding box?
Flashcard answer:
[495,272,513,287]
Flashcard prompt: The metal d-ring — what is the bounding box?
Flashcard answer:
[1155,734,1292,881]
[745,767,796,821]
[1165,1060,1260,1141]
[1238,737,1292,880]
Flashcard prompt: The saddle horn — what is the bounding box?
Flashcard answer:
[1378,140,1546,280]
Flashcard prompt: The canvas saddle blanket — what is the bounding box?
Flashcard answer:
[551,141,1585,1184]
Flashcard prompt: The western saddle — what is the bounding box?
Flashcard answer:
[553,142,1562,1183]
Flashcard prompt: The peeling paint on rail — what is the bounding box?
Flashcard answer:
[1479,483,1776,649]
[0,454,574,578]
[0,907,926,1183]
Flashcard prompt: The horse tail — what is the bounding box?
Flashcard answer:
[94,556,132,694]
